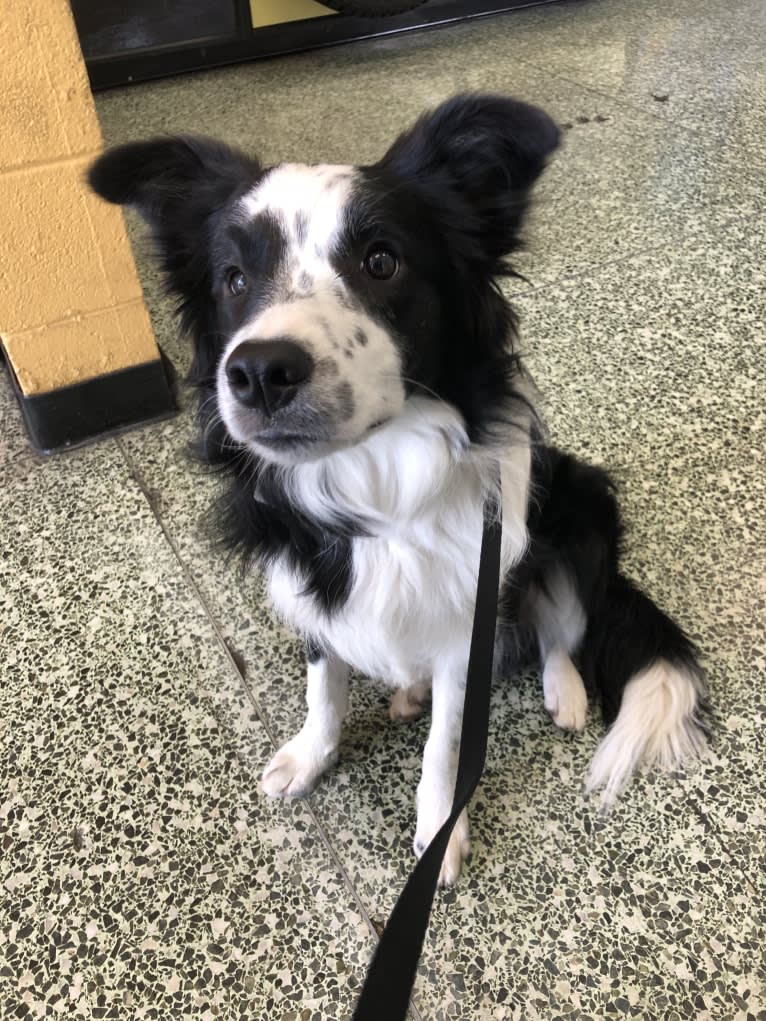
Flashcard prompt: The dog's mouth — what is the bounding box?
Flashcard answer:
[365,417,392,434]
[249,415,394,461]
[255,429,321,449]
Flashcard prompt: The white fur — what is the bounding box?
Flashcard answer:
[533,565,587,658]
[264,396,532,884]
[586,659,707,803]
[240,163,356,296]
[415,653,474,886]
[240,163,355,299]
[542,649,588,731]
[532,567,588,731]
[241,162,354,262]
[262,653,349,797]
[268,397,532,686]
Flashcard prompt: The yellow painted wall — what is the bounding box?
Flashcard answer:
[250,0,335,29]
[0,0,160,396]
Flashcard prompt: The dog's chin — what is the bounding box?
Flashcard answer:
[249,432,344,466]
[235,418,394,467]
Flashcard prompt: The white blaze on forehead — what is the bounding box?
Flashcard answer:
[222,163,406,453]
[240,163,356,263]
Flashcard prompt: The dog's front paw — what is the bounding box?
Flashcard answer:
[261,734,337,798]
[414,807,471,887]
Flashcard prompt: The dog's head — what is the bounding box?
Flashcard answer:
[90,95,558,466]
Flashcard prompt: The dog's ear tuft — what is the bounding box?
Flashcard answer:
[378,94,559,262]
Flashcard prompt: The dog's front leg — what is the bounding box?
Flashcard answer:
[262,645,349,798]
[414,653,471,886]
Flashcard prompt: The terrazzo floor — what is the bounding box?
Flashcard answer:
[2,0,765,1018]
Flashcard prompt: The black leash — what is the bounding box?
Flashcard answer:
[353,489,503,1020]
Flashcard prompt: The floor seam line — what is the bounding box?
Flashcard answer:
[530,63,737,146]
[115,436,391,981]
[508,200,754,300]
[685,789,762,901]
[507,241,667,298]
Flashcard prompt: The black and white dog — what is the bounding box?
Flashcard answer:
[90,95,707,885]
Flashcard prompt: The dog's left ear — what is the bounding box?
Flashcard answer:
[88,136,261,319]
[88,136,261,374]
[377,93,559,261]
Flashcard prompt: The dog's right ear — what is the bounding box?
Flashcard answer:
[88,137,261,340]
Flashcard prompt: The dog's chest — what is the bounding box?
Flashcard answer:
[263,405,532,684]
[267,506,484,686]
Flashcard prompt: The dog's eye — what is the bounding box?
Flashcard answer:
[227,269,248,296]
[364,248,398,281]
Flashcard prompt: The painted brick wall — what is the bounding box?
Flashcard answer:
[0,0,160,396]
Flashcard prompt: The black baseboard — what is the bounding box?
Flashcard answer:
[82,0,567,91]
[2,348,178,455]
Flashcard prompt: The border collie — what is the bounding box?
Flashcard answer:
[90,94,708,885]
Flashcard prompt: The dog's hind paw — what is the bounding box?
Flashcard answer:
[543,650,588,732]
[389,679,431,722]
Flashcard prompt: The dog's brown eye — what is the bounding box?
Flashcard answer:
[364,248,398,281]
[228,269,248,296]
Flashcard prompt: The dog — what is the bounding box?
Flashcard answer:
[89,94,708,885]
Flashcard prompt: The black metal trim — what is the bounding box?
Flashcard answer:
[2,350,177,455]
[85,0,565,91]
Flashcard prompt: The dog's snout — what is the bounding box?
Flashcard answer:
[225,339,314,415]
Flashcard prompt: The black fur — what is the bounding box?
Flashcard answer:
[215,453,360,613]
[379,93,560,269]
[88,95,555,605]
[88,136,261,387]
[350,94,558,442]
[502,446,704,725]
[89,95,705,733]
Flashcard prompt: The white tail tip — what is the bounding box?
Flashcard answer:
[586,659,707,805]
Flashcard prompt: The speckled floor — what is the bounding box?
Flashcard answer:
[2,0,765,1018]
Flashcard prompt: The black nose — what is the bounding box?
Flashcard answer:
[225,339,314,415]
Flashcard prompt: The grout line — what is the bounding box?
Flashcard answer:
[507,197,755,302]
[685,785,762,902]
[506,242,667,300]
[0,150,102,178]
[114,436,409,1010]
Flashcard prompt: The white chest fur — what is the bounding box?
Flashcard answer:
[266,398,532,686]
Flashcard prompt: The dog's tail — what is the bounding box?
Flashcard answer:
[582,573,708,803]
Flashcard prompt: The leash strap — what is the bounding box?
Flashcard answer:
[352,489,503,1020]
